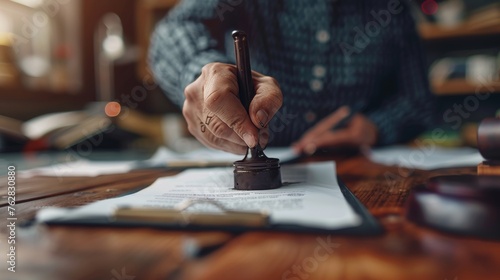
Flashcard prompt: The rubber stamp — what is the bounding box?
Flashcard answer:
[232,30,282,190]
[477,117,500,175]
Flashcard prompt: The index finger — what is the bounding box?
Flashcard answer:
[250,73,283,128]
[300,106,350,142]
[292,107,350,154]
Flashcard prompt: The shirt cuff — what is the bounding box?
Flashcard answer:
[365,110,398,146]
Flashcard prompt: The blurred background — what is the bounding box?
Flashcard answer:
[0,0,499,154]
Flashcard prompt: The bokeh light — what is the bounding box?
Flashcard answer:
[421,0,439,16]
[105,101,121,117]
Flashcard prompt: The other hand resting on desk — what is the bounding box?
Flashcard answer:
[292,106,378,155]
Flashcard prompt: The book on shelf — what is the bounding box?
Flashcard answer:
[466,2,500,30]
[0,111,112,151]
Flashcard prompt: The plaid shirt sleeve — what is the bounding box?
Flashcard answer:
[148,0,233,108]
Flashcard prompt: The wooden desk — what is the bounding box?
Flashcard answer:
[1,154,499,280]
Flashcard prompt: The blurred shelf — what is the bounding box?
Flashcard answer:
[431,79,500,95]
[419,21,500,40]
[0,87,90,120]
[136,0,179,78]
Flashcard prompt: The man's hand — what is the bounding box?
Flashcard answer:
[183,63,283,154]
[292,106,378,155]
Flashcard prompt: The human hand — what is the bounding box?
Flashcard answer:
[292,106,378,155]
[183,63,283,154]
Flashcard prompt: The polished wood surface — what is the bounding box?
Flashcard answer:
[478,162,500,175]
[1,154,499,280]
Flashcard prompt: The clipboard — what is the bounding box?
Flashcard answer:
[43,177,384,236]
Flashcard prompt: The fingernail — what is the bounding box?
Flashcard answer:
[259,129,269,148]
[256,110,269,128]
[243,133,256,148]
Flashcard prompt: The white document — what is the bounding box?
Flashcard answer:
[20,147,298,178]
[19,160,136,178]
[37,162,361,230]
[149,146,298,165]
[367,146,484,170]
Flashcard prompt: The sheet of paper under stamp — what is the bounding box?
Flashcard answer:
[37,162,361,230]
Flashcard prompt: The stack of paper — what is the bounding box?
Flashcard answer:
[367,146,484,170]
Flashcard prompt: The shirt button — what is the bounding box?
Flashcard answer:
[304,111,317,123]
[313,65,326,78]
[316,30,330,43]
[310,79,323,92]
